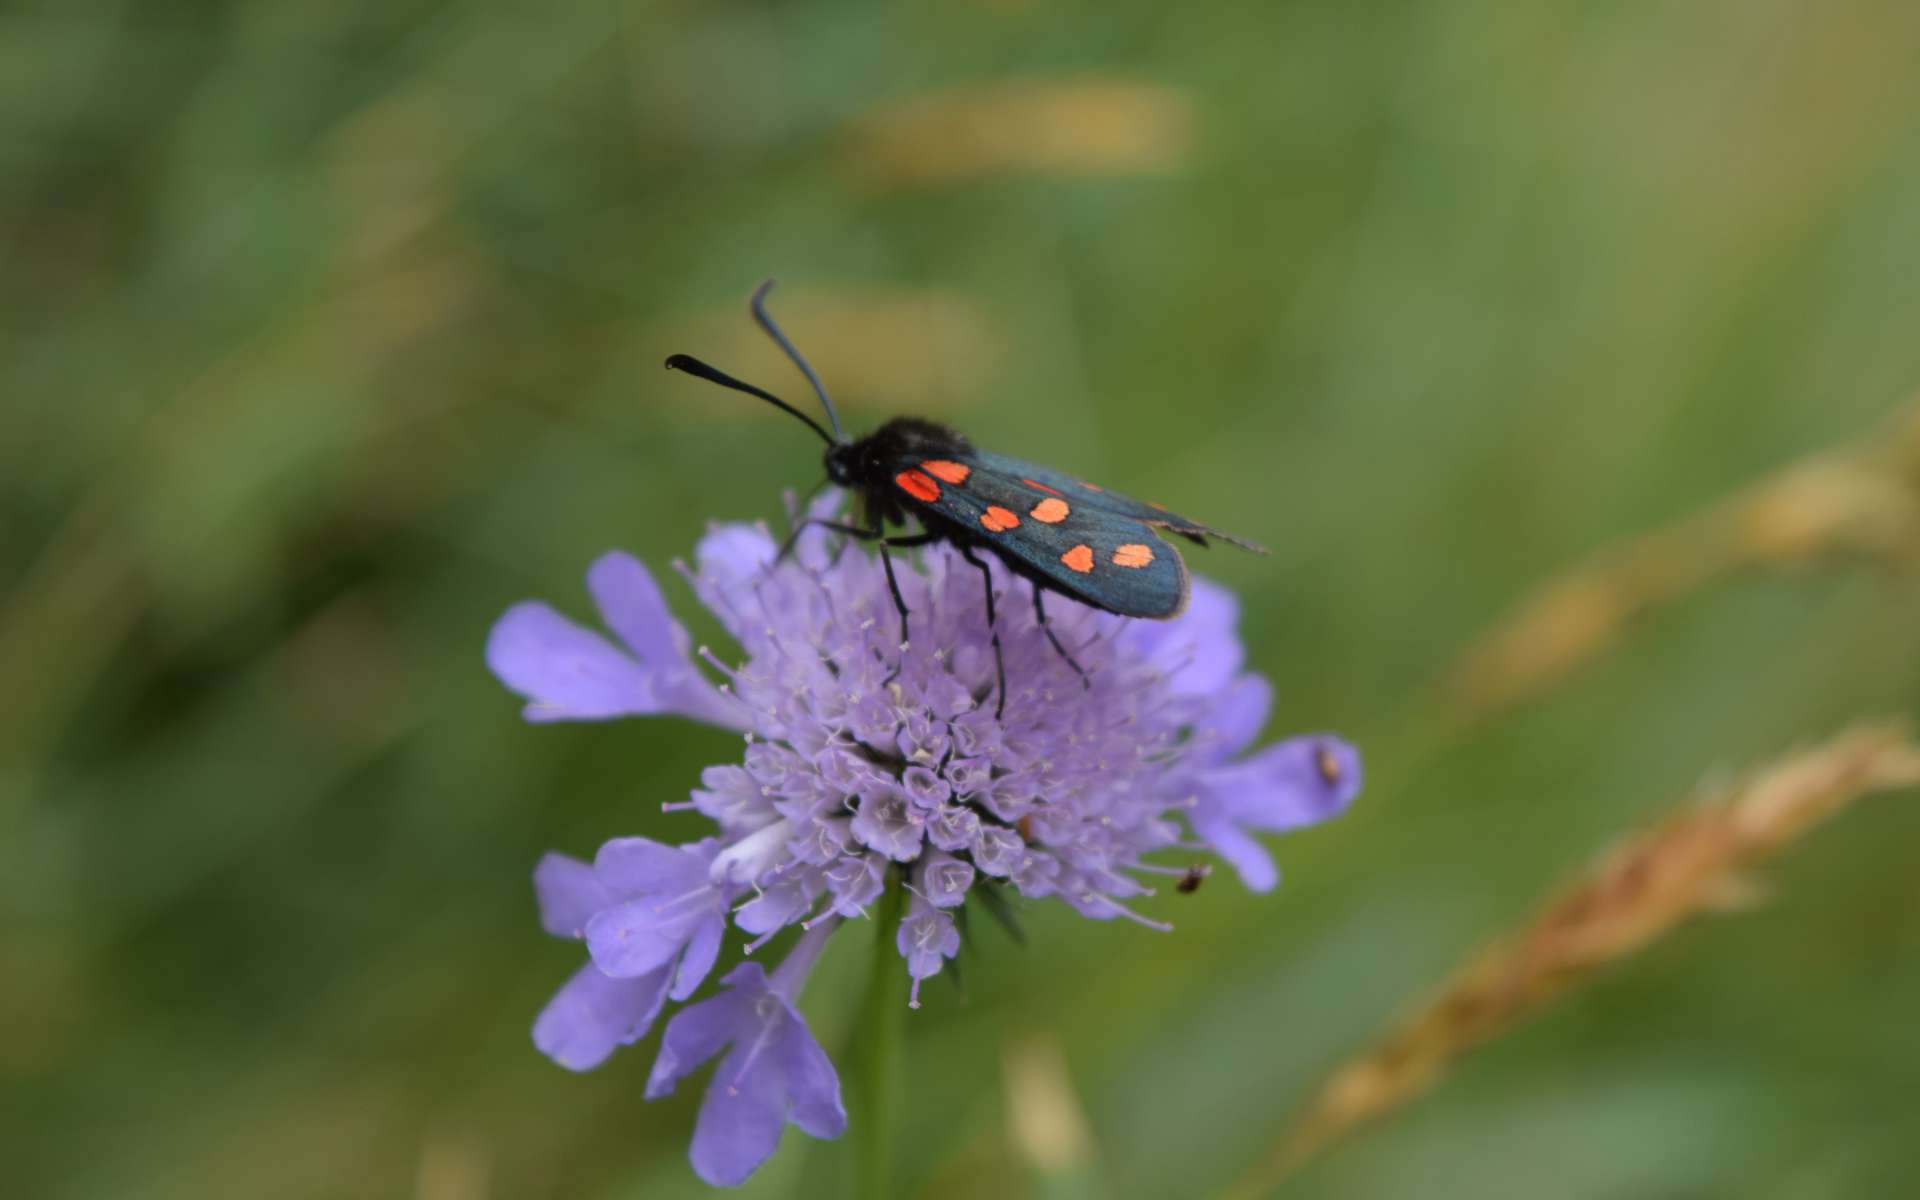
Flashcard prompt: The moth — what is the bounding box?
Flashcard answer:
[666,281,1263,714]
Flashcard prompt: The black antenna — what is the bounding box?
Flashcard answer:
[750,279,844,442]
[663,353,836,446]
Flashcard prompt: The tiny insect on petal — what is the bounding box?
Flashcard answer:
[895,470,941,502]
[1061,545,1095,573]
[1030,498,1070,524]
[1316,744,1343,785]
[1112,544,1154,568]
[922,460,971,485]
[980,506,1020,533]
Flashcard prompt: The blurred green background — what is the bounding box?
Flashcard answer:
[7,1,1920,1196]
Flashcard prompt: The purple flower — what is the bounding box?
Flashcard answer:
[488,552,743,727]
[896,892,960,1007]
[527,840,732,1071]
[492,505,1361,1184]
[645,922,846,1186]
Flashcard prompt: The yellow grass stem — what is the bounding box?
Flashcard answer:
[1228,722,1920,1199]
[1444,402,1920,723]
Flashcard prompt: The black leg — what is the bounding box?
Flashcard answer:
[778,518,935,562]
[877,542,911,648]
[958,545,1007,717]
[779,518,876,563]
[776,517,933,677]
[782,478,831,538]
[1033,584,1090,687]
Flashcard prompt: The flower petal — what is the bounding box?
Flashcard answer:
[532,961,672,1072]
[1191,734,1362,892]
[585,898,696,979]
[672,913,725,1002]
[533,853,614,939]
[1191,815,1279,893]
[697,521,778,582]
[825,854,884,916]
[1205,674,1272,762]
[1129,576,1244,696]
[594,836,711,895]
[662,952,846,1186]
[587,551,689,672]
[775,1009,846,1139]
[689,1037,792,1187]
[850,788,925,863]
[588,551,746,729]
[919,852,975,908]
[691,522,779,640]
[1202,734,1363,833]
[645,965,761,1100]
[734,873,818,935]
[485,602,655,722]
[896,895,959,982]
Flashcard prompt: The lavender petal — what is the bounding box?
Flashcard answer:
[533,852,614,939]
[486,603,656,722]
[533,961,672,1072]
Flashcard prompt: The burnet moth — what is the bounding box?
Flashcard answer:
[665,281,1265,715]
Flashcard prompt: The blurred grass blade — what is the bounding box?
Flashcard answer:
[1444,399,1920,723]
[1003,1035,1103,1200]
[843,78,1196,191]
[1229,722,1920,1197]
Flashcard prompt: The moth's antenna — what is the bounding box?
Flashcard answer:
[750,279,844,442]
[663,354,836,446]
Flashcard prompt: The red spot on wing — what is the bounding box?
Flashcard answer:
[1022,478,1063,496]
[1078,481,1104,492]
[895,469,941,503]
[980,506,1020,532]
[922,460,971,485]
[1030,497,1070,524]
[1112,543,1154,568]
[1061,544,1095,573]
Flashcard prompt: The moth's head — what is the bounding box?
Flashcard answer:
[823,440,860,487]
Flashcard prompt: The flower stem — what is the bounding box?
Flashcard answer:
[850,878,907,1200]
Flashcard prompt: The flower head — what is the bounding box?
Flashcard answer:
[490,506,1361,1184]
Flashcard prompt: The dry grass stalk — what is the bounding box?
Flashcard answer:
[843,77,1196,191]
[1444,401,1920,723]
[1230,723,1920,1197]
[1003,1035,1099,1176]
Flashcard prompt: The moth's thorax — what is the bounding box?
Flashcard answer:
[824,417,970,487]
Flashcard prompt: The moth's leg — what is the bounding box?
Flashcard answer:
[778,512,934,678]
[777,519,935,562]
[779,518,876,563]
[871,533,939,682]
[780,478,832,542]
[958,545,1007,718]
[876,541,911,646]
[1033,584,1090,687]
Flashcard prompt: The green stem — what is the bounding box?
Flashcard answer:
[850,878,907,1200]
